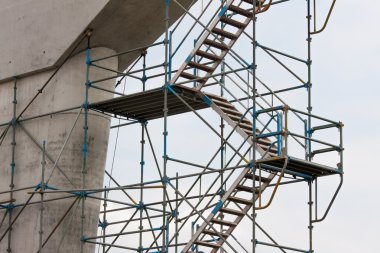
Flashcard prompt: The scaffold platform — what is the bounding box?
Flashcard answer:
[257,156,341,178]
[90,86,208,121]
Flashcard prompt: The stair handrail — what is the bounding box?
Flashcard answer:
[311,0,337,35]
[256,156,288,210]
[258,0,273,13]
[312,174,343,223]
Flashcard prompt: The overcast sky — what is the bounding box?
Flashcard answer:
[101,0,380,252]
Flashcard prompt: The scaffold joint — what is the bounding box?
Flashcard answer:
[5,203,15,210]
[98,220,108,229]
[170,210,178,218]
[135,201,145,210]
[74,191,88,199]
[162,176,170,185]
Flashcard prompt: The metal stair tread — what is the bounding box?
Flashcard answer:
[228,5,252,18]
[180,72,206,83]
[220,16,246,29]
[188,61,215,72]
[243,128,261,135]
[204,93,229,103]
[203,229,229,237]
[235,184,260,193]
[220,207,245,216]
[237,121,254,129]
[218,106,243,116]
[194,240,221,248]
[204,39,229,50]
[211,218,238,227]
[226,113,251,124]
[227,196,252,205]
[212,28,238,40]
[196,50,223,62]
[244,173,271,183]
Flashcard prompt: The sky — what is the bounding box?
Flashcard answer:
[99,0,380,252]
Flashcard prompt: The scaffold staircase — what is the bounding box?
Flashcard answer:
[90,1,341,249]
[171,0,277,155]
[174,1,280,252]
[204,93,278,156]
[182,137,277,253]
[182,167,275,253]
[181,92,279,252]
[171,0,268,90]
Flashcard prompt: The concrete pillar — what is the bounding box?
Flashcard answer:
[0,47,117,253]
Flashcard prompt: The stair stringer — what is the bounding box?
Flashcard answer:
[199,91,273,158]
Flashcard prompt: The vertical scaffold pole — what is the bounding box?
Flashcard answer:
[175,172,179,253]
[7,78,17,253]
[163,1,170,252]
[220,0,225,197]
[219,2,226,247]
[102,187,107,253]
[308,180,314,253]
[81,30,92,253]
[142,49,147,91]
[169,30,173,81]
[139,49,147,253]
[139,121,146,252]
[39,141,46,253]
[252,1,257,253]
[307,0,312,161]
[307,1,314,249]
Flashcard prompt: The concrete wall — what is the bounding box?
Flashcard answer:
[0,48,117,253]
[0,1,194,251]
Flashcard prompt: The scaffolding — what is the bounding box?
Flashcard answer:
[0,0,343,252]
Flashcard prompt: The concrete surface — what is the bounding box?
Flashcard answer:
[0,0,193,83]
[0,47,117,253]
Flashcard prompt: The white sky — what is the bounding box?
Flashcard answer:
[101,0,380,252]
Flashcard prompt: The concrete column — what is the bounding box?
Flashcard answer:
[0,47,117,253]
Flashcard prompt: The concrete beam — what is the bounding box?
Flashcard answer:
[0,0,193,83]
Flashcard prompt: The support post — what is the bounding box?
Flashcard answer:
[39,141,46,252]
[308,180,314,253]
[139,120,146,253]
[81,31,92,253]
[102,187,107,253]
[163,1,170,252]
[307,0,313,161]
[175,172,179,253]
[252,0,258,252]
[7,78,17,253]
